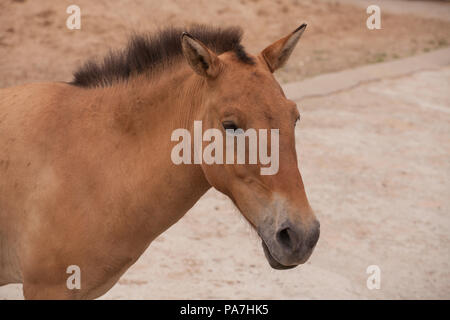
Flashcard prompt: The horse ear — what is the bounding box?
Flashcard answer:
[181,32,222,78]
[260,24,307,73]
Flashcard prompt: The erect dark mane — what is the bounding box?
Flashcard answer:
[71,25,254,88]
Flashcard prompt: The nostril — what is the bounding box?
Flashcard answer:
[277,227,294,250]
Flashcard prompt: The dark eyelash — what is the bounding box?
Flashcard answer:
[222,120,239,131]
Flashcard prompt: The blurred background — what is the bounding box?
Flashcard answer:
[0,0,449,299]
[1,0,449,86]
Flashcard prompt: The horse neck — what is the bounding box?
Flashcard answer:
[84,65,211,238]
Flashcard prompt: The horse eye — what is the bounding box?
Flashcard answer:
[222,120,239,131]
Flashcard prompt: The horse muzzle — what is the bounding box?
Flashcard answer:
[259,219,320,270]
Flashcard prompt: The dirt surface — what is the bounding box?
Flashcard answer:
[1,0,450,86]
[80,65,450,299]
[3,63,448,299]
[0,0,449,299]
[326,0,450,21]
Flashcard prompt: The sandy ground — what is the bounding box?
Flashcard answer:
[326,0,450,21]
[102,64,450,299]
[1,0,450,86]
[0,0,450,299]
[2,55,449,300]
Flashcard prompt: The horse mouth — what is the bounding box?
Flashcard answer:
[261,240,298,270]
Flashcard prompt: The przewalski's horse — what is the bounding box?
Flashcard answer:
[0,24,319,299]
